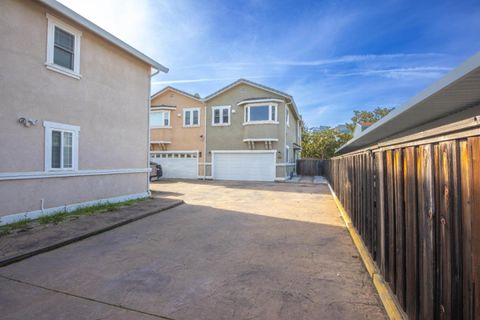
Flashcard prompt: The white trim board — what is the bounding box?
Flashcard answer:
[0,168,150,181]
[237,98,284,105]
[0,192,149,226]
[276,163,296,166]
[150,150,198,154]
[243,138,279,142]
[211,150,277,154]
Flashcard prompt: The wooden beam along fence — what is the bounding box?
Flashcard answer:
[324,135,480,320]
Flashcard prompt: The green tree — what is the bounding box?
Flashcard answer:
[301,128,351,159]
[301,107,393,159]
[345,107,394,133]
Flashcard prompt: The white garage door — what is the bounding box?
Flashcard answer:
[212,151,276,182]
[151,151,198,179]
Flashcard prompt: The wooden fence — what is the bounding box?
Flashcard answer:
[325,131,480,319]
[296,159,325,176]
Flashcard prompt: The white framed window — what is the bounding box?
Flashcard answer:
[44,121,80,171]
[45,14,82,79]
[150,110,170,128]
[286,107,290,127]
[285,145,290,163]
[244,103,278,124]
[184,108,200,127]
[212,106,231,126]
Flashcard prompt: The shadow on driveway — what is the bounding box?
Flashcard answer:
[0,182,386,320]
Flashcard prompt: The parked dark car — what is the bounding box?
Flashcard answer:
[149,162,163,181]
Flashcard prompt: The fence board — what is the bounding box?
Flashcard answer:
[460,140,472,320]
[386,150,396,291]
[376,151,387,278]
[417,144,435,320]
[394,149,406,308]
[296,159,324,176]
[470,137,480,320]
[404,147,418,319]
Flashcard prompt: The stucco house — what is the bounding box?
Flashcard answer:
[149,87,206,179]
[0,0,168,225]
[150,80,302,182]
[204,79,302,182]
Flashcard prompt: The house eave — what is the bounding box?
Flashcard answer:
[337,51,480,155]
[38,0,168,74]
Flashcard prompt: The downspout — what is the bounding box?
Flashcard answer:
[203,100,207,179]
[284,101,288,179]
[147,68,160,195]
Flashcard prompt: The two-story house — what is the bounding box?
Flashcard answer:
[204,79,302,181]
[0,0,168,224]
[150,87,205,179]
[150,79,302,182]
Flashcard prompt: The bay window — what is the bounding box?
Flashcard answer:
[244,103,278,124]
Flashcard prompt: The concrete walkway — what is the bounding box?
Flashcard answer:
[0,180,386,320]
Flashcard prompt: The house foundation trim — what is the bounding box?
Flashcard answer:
[0,168,150,181]
[0,192,149,226]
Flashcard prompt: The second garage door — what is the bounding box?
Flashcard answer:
[212,151,276,182]
[151,151,198,179]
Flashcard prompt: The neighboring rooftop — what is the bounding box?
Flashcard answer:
[151,86,203,101]
[310,126,330,132]
[337,51,480,154]
[39,0,168,75]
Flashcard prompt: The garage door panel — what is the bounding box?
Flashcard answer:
[213,152,275,182]
[151,152,198,179]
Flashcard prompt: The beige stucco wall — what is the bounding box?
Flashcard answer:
[205,83,300,178]
[0,0,152,217]
[0,174,146,217]
[150,89,206,176]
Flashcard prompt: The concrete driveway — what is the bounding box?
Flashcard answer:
[0,180,386,320]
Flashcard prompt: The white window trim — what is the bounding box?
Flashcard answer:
[285,145,290,162]
[211,105,231,126]
[150,110,171,128]
[44,121,80,172]
[45,14,82,79]
[183,107,201,127]
[243,102,278,125]
[286,107,290,127]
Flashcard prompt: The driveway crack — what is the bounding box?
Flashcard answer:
[0,274,175,320]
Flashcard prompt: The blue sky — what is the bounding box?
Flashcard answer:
[59,0,480,127]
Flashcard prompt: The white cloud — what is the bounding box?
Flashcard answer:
[152,75,270,85]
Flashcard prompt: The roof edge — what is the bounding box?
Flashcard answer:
[337,51,480,154]
[38,0,168,74]
[151,86,202,102]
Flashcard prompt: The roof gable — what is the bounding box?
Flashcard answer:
[204,79,301,120]
[204,79,290,101]
[151,86,203,102]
